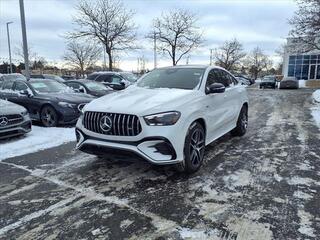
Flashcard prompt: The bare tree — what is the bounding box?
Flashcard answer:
[289,0,320,52]
[15,43,41,63]
[63,40,101,77]
[15,43,47,72]
[214,38,246,71]
[67,0,137,71]
[245,47,272,79]
[151,9,203,66]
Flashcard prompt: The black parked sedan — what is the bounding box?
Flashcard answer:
[65,80,113,97]
[260,76,277,89]
[0,79,94,127]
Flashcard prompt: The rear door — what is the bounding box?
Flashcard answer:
[13,81,39,118]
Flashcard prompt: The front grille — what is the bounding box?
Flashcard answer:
[83,112,142,136]
[0,114,23,128]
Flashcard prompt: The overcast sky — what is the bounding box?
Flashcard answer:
[0,0,297,71]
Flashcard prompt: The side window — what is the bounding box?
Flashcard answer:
[96,75,111,83]
[206,69,219,87]
[217,70,231,87]
[67,82,81,90]
[2,81,14,90]
[14,82,29,91]
[224,72,238,86]
[111,75,122,84]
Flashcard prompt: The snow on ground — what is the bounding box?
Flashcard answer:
[311,90,320,128]
[0,126,75,161]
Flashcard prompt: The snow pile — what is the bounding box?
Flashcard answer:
[311,108,320,128]
[313,90,320,103]
[299,80,306,88]
[0,126,75,161]
[311,90,320,128]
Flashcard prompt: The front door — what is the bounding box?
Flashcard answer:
[309,64,317,80]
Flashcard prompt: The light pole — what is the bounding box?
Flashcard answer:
[19,0,30,80]
[153,31,157,69]
[210,49,213,65]
[6,21,13,73]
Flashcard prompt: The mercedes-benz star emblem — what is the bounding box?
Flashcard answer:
[100,115,112,132]
[0,116,8,127]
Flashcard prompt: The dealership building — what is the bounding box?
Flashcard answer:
[282,38,320,81]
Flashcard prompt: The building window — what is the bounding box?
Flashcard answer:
[302,65,309,80]
[289,56,296,64]
[287,54,319,80]
[288,65,295,77]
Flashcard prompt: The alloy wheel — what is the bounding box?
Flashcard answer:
[189,128,205,167]
[41,107,57,127]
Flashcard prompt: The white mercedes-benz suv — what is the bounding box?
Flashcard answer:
[76,65,248,173]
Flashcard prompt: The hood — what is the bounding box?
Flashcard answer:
[84,86,199,116]
[89,90,113,97]
[36,92,94,103]
[0,99,26,115]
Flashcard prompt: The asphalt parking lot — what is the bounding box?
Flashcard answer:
[0,87,319,240]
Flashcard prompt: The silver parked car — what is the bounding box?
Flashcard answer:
[0,99,32,139]
[279,77,299,89]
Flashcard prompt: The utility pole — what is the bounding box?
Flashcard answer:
[19,0,30,80]
[186,55,190,65]
[153,31,157,69]
[6,22,13,73]
[210,49,213,65]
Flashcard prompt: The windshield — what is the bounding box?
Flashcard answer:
[87,74,99,80]
[137,68,205,90]
[30,80,73,93]
[44,74,65,82]
[120,72,138,82]
[263,76,275,82]
[3,74,26,81]
[84,81,107,91]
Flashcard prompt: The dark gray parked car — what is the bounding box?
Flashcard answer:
[0,99,32,139]
[279,77,299,89]
[0,79,94,127]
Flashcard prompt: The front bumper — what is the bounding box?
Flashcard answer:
[0,116,32,140]
[56,104,86,124]
[75,116,187,165]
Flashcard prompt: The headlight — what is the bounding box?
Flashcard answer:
[144,111,180,126]
[58,102,77,108]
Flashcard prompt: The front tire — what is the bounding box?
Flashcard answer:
[231,105,248,137]
[41,106,58,127]
[175,122,205,173]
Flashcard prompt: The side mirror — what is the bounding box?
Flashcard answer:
[206,83,225,94]
[20,90,32,97]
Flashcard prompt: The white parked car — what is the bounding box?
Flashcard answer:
[76,65,249,173]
